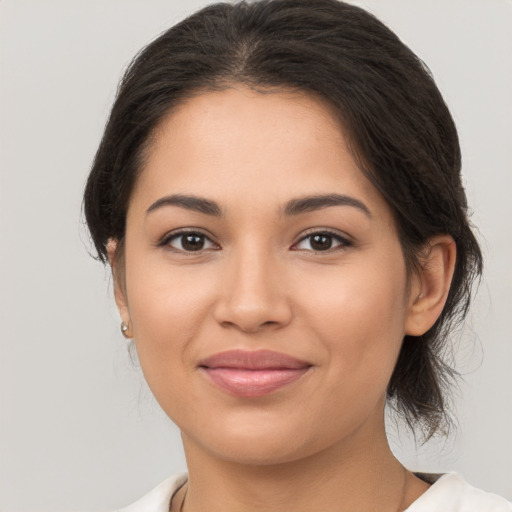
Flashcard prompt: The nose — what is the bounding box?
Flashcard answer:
[213,245,293,333]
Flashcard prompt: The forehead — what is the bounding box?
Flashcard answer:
[130,85,389,219]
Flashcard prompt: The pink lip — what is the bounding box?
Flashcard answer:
[198,349,312,398]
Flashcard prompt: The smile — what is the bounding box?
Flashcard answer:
[198,349,312,398]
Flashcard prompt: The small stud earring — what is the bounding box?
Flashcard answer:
[120,321,132,339]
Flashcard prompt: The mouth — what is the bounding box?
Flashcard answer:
[198,349,312,398]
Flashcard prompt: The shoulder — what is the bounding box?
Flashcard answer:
[113,472,511,512]
[116,473,188,512]
[407,473,512,512]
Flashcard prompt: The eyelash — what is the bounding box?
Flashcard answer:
[159,229,219,254]
[292,229,353,253]
[158,228,353,254]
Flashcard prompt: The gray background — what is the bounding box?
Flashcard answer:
[1,1,511,510]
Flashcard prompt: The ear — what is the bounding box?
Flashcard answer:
[107,238,131,328]
[405,235,457,336]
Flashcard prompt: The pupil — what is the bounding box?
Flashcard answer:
[182,234,204,251]
[311,234,332,250]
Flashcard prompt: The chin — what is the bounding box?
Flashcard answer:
[181,413,345,468]
[205,437,312,467]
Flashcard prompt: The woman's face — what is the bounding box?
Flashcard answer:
[116,86,419,465]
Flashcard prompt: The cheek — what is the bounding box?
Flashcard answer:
[300,257,408,391]
[124,256,217,391]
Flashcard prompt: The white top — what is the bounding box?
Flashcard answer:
[117,472,512,512]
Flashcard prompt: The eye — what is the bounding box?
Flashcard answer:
[293,231,351,252]
[162,231,218,252]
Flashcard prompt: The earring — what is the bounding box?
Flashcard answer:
[120,321,132,339]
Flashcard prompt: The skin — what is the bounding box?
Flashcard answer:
[111,86,456,512]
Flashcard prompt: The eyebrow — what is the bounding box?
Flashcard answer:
[282,193,372,218]
[145,193,372,218]
[146,194,222,216]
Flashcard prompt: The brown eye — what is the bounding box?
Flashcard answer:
[310,234,333,251]
[293,231,351,252]
[181,234,206,251]
[164,231,217,252]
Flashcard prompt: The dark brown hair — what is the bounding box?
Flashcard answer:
[83,0,483,439]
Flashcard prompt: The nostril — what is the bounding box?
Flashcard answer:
[218,318,283,333]
[212,277,293,332]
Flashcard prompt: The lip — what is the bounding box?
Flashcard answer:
[198,349,312,398]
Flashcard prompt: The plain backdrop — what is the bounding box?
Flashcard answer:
[1,1,511,510]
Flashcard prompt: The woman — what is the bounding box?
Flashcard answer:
[83,0,510,510]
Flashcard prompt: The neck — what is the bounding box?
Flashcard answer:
[179,418,429,512]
